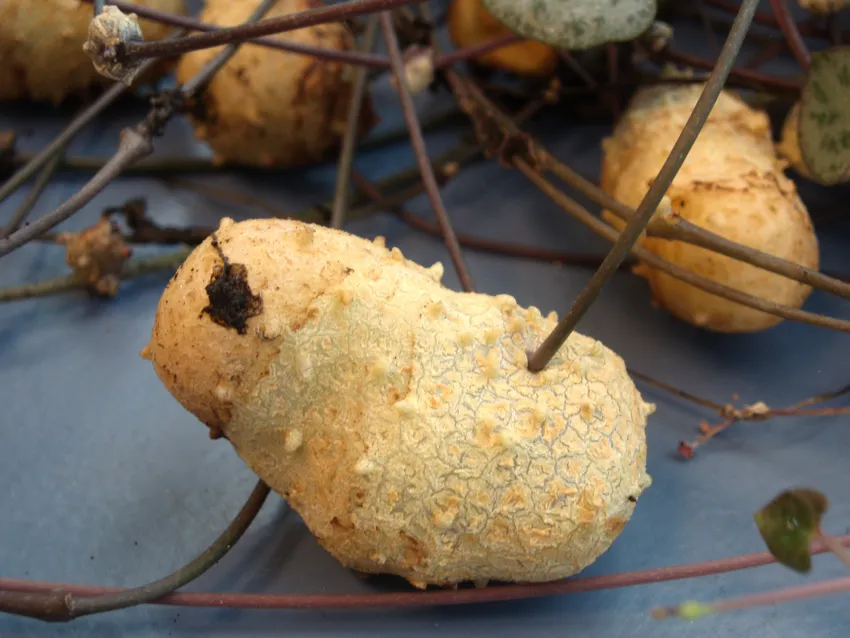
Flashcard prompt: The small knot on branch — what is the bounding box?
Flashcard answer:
[82,6,145,86]
[55,216,132,297]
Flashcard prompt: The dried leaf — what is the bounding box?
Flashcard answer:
[481,0,657,50]
[799,46,850,185]
[753,488,829,573]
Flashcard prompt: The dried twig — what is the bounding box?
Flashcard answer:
[768,0,811,71]
[1,144,67,238]
[331,16,379,230]
[380,10,475,292]
[118,0,422,63]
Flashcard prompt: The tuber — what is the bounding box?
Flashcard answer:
[0,0,186,104]
[447,0,559,77]
[601,83,820,333]
[797,0,850,12]
[142,217,653,588]
[175,0,375,168]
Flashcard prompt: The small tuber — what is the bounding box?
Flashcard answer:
[175,0,375,168]
[447,0,559,77]
[0,0,186,104]
[601,83,820,333]
[142,217,653,588]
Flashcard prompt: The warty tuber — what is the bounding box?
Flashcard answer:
[601,83,820,333]
[142,217,654,589]
[175,0,375,168]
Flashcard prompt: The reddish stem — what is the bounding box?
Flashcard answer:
[2,536,848,610]
[769,0,811,70]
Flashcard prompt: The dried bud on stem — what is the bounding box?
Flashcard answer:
[391,46,435,95]
[56,216,132,296]
[82,6,145,85]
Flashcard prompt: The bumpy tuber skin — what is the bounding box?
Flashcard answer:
[142,217,654,589]
[0,0,186,104]
[447,0,559,77]
[175,0,375,168]
[601,84,820,333]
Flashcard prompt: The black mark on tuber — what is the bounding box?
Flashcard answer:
[201,233,262,335]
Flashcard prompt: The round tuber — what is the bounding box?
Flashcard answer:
[0,0,186,104]
[142,217,654,589]
[601,84,820,333]
[175,0,375,168]
[447,0,559,77]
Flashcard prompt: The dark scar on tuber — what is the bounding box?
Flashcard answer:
[201,233,263,335]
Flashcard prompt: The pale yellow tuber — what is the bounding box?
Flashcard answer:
[175,0,375,168]
[0,0,186,104]
[142,217,653,589]
[601,83,820,333]
[447,0,559,77]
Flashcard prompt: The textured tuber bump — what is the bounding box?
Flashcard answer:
[175,0,376,168]
[447,0,558,77]
[601,83,819,333]
[0,0,187,104]
[142,217,654,589]
[56,216,132,296]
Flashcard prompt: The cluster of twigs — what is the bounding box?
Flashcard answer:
[2,0,850,626]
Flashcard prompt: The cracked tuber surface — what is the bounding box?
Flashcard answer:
[142,217,653,588]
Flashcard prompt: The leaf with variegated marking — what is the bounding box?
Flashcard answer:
[799,46,850,184]
[480,0,657,51]
[754,488,828,573]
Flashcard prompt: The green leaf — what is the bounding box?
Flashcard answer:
[753,488,829,573]
[799,46,850,184]
[480,0,658,50]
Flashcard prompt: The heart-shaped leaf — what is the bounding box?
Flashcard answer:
[799,46,850,185]
[753,488,829,573]
[481,0,658,51]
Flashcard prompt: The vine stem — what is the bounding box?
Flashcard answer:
[0,248,191,302]
[1,144,67,238]
[0,481,269,621]
[380,10,475,292]
[768,0,811,71]
[331,16,379,230]
[527,0,762,372]
[652,577,850,620]
[817,533,850,571]
[2,536,848,612]
[83,0,391,69]
[119,0,422,63]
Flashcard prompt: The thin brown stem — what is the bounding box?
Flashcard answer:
[2,536,848,611]
[351,171,616,268]
[0,481,269,621]
[528,0,762,372]
[380,11,475,292]
[119,0,421,63]
[559,51,598,88]
[331,16,379,230]
[655,48,801,93]
[434,34,521,69]
[769,0,811,70]
[627,369,727,412]
[82,0,392,68]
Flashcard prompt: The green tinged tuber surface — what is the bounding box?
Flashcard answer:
[142,218,653,588]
